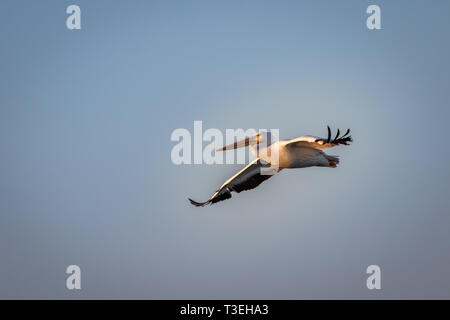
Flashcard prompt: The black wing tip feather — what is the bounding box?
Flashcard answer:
[188,198,210,207]
[342,128,351,138]
[326,126,353,145]
[327,125,331,143]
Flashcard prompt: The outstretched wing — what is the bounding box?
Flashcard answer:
[189,159,278,207]
[286,126,352,150]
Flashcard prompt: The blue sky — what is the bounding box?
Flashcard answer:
[1,0,449,298]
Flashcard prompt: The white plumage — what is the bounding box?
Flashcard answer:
[189,126,352,207]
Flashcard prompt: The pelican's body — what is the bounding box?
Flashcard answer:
[253,138,338,169]
[189,126,352,206]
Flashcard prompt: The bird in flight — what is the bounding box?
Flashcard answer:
[189,126,352,207]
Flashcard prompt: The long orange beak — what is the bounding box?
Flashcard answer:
[216,133,260,151]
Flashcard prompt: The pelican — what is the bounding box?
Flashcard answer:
[189,126,352,206]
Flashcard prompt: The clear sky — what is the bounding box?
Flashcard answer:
[1,0,449,299]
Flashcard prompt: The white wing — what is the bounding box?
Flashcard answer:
[287,126,352,150]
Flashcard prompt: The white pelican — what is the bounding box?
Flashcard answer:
[189,126,352,206]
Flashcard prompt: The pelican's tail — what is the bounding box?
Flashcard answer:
[325,155,340,168]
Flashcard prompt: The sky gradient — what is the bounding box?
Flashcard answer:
[1,0,450,299]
